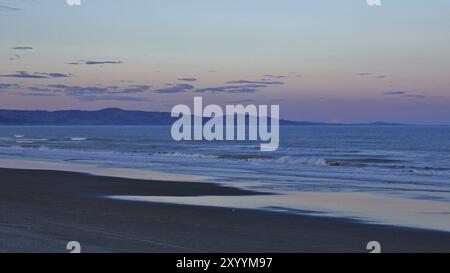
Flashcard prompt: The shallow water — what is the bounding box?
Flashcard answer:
[108,191,450,232]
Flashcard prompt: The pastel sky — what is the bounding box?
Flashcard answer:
[1,0,449,124]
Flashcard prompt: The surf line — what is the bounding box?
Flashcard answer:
[171,97,279,152]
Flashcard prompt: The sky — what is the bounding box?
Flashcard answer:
[0,0,449,124]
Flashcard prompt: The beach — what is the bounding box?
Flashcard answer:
[2,0,450,256]
[1,167,450,253]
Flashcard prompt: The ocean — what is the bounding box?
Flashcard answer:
[1,125,450,203]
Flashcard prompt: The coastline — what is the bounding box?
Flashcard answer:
[1,167,450,253]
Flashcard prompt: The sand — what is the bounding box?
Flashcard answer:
[1,168,450,253]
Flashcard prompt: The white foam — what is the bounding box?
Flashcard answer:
[153,152,218,159]
[15,139,47,144]
[273,156,328,166]
[69,137,87,141]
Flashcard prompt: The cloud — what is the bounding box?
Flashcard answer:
[0,5,21,11]
[47,84,150,96]
[358,73,388,79]
[0,83,20,90]
[40,84,152,103]
[383,91,426,99]
[263,73,302,79]
[44,73,70,78]
[384,91,406,95]
[0,71,71,79]
[178,78,197,82]
[263,74,288,79]
[68,60,123,65]
[48,85,108,95]
[109,85,151,94]
[195,85,263,94]
[194,78,284,94]
[28,87,53,92]
[35,84,152,102]
[77,95,152,102]
[155,84,195,94]
[226,80,284,85]
[20,92,58,97]
[226,99,256,104]
[12,46,33,50]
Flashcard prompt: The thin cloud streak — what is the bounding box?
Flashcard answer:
[0,71,71,79]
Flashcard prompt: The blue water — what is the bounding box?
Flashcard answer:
[1,126,450,202]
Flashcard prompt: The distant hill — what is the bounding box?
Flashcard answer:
[0,108,172,125]
[0,108,406,126]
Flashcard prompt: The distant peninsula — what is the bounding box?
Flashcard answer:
[0,108,406,126]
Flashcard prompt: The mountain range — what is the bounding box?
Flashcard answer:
[0,108,405,126]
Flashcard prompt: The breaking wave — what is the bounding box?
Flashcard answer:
[69,137,87,141]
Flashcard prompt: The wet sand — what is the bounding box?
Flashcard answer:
[1,168,450,253]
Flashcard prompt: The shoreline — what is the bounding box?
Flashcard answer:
[2,157,450,233]
[2,157,450,232]
[0,158,210,182]
[1,167,450,253]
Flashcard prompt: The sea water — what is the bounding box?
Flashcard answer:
[0,125,450,203]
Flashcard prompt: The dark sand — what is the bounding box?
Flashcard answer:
[1,168,450,253]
